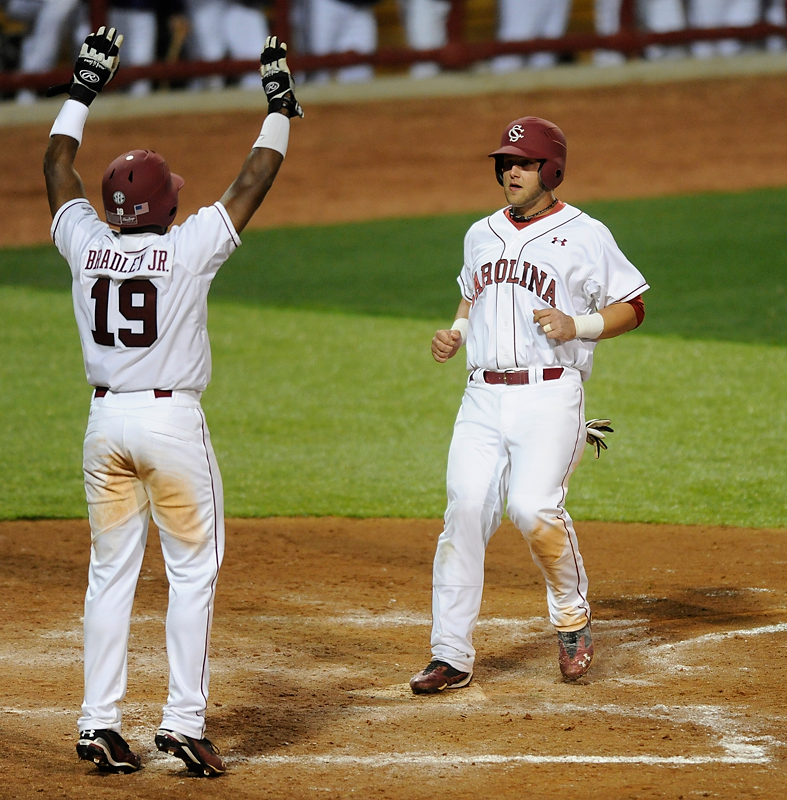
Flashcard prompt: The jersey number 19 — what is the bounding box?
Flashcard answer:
[91,277,158,348]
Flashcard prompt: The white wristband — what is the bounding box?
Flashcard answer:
[572,312,605,340]
[451,317,469,345]
[253,112,290,157]
[50,99,89,145]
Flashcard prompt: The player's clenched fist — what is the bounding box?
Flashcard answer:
[533,307,576,341]
[432,329,463,362]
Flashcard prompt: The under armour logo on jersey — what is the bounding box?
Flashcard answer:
[508,124,526,143]
[552,237,567,246]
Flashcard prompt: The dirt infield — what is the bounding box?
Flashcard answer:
[2,517,787,799]
[3,74,787,797]
[4,73,787,247]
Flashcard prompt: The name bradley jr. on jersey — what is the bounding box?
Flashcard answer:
[84,246,172,276]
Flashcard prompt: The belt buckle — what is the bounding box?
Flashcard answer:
[502,369,521,386]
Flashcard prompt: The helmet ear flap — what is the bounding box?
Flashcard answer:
[538,160,562,191]
[494,155,504,187]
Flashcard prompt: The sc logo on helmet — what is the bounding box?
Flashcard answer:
[508,125,526,143]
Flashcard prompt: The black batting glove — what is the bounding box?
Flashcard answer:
[585,418,614,459]
[46,26,124,106]
[260,36,304,119]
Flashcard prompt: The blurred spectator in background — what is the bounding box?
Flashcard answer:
[687,0,759,58]
[308,0,380,82]
[0,7,27,73]
[108,0,187,96]
[400,0,449,79]
[594,0,686,66]
[491,0,572,74]
[185,0,269,89]
[764,0,786,51]
[9,0,87,103]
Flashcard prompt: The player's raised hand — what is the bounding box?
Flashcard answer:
[260,36,304,119]
[432,329,463,363]
[533,307,576,341]
[585,418,614,458]
[46,26,124,106]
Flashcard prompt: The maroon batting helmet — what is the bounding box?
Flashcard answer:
[489,116,567,191]
[102,150,184,229]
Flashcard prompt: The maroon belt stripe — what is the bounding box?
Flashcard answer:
[93,387,172,398]
[482,368,564,386]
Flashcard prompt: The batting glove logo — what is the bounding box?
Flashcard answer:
[508,124,526,142]
[79,70,100,84]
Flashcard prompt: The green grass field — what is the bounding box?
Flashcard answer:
[1,187,786,526]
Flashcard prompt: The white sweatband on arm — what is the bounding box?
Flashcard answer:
[253,112,290,156]
[451,317,469,345]
[49,99,90,145]
[572,312,605,340]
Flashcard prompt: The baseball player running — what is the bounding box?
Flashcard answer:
[410,116,648,693]
[43,27,303,775]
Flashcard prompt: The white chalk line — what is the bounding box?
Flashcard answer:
[255,612,648,631]
[648,621,787,673]
[1,700,777,767]
[238,752,768,767]
[236,702,777,768]
[536,702,778,764]
[0,707,73,716]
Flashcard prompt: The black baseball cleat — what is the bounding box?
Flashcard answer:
[155,728,226,777]
[557,623,594,681]
[76,729,142,773]
[409,660,473,694]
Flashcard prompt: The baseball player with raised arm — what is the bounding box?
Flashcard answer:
[409,116,648,693]
[43,28,303,776]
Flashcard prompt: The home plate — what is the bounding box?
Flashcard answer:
[349,683,488,702]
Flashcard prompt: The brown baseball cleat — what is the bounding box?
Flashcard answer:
[410,660,473,694]
[557,623,594,681]
[155,729,226,777]
[77,729,142,773]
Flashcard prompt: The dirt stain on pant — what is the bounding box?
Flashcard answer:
[86,454,208,544]
[525,517,568,568]
[85,453,149,537]
[142,467,207,544]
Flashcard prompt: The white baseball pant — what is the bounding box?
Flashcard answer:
[594,0,686,64]
[17,0,85,73]
[107,9,157,96]
[492,0,572,72]
[186,0,269,89]
[77,390,224,740]
[688,0,761,58]
[401,0,450,78]
[308,0,377,83]
[431,372,590,674]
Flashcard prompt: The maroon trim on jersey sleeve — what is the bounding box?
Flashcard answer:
[627,294,645,327]
[616,281,649,303]
[214,202,242,247]
[457,273,473,302]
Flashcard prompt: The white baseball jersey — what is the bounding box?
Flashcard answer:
[457,203,649,379]
[51,198,240,392]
